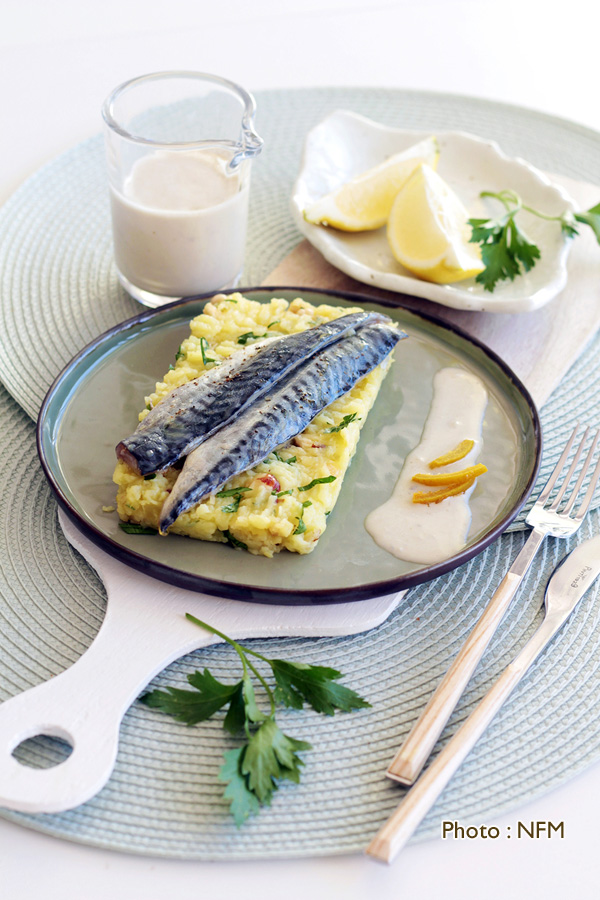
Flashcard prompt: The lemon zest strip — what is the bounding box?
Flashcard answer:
[428,439,475,469]
[412,476,477,505]
[412,463,487,486]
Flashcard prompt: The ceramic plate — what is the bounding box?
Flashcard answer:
[291,111,575,313]
[37,287,541,603]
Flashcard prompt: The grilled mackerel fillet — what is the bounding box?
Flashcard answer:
[117,311,385,475]
[159,320,403,533]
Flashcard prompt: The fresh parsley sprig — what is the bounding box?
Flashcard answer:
[141,614,370,826]
[468,189,600,292]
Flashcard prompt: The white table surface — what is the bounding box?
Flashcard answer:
[2,1,600,896]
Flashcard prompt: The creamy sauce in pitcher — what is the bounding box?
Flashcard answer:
[109,150,249,297]
[365,367,488,564]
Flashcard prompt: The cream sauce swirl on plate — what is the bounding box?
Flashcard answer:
[365,367,488,564]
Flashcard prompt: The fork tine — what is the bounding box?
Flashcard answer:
[574,437,600,521]
[563,429,600,516]
[536,424,579,506]
[548,426,590,511]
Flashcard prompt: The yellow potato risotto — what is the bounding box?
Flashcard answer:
[114,293,397,557]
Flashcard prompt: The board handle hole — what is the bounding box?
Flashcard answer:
[12,733,74,769]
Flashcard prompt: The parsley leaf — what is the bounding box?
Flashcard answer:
[474,219,520,292]
[200,336,217,365]
[241,719,282,803]
[561,219,580,239]
[327,413,360,432]
[118,522,158,535]
[293,500,312,535]
[298,475,336,491]
[272,661,371,716]
[574,202,600,244]
[507,218,541,272]
[242,672,265,723]
[223,684,246,735]
[219,747,260,826]
[216,486,252,498]
[222,530,248,550]
[241,719,311,805]
[140,669,242,724]
[237,331,266,345]
[222,494,243,513]
[469,214,539,292]
[468,217,499,244]
[272,451,296,465]
[217,486,252,514]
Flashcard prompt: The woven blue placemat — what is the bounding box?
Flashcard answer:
[0,88,599,858]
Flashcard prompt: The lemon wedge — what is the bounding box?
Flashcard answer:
[303,136,439,232]
[387,164,485,284]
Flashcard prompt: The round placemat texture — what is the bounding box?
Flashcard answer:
[1,379,600,858]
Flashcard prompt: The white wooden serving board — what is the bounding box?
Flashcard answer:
[0,510,404,815]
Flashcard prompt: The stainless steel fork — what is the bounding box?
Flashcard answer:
[386,425,600,786]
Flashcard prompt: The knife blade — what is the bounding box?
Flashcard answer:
[543,533,600,626]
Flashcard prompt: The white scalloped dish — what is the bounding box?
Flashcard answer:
[291,111,575,313]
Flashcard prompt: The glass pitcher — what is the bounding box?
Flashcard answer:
[102,71,263,307]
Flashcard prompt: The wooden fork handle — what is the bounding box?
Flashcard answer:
[386,527,546,786]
